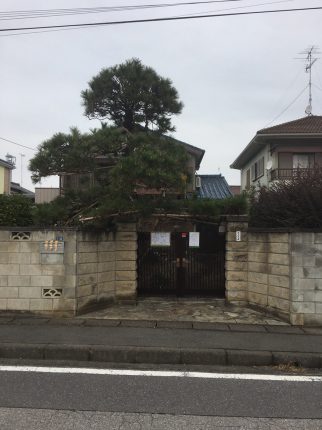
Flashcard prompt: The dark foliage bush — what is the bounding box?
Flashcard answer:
[0,190,248,228]
[186,194,248,219]
[31,196,74,227]
[0,195,34,226]
[249,168,322,228]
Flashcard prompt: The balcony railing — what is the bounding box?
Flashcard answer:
[271,168,309,180]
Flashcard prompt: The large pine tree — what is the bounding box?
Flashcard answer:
[81,58,183,133]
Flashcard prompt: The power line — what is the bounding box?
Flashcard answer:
[0,0,299,24]
[1,6,321,34]
[264,65,303,121]
[176,0,294,18]
[0,0,296,37]
[0,137,36,151]
[0,1,248,20]
[263,85,309,128]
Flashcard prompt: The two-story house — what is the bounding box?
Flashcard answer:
[230,115,322,191]
[60,135,206,197]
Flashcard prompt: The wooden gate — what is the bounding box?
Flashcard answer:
[137,225,225,296]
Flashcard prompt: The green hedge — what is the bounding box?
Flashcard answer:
[0,195,34,226]
[0,192,248,227]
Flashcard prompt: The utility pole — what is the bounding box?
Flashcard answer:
[20,153,25,186]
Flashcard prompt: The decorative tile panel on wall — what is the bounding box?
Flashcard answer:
[42,288,63,298]
[11,232,31,241]
[40,240,64,254]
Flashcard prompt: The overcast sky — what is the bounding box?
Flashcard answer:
[1,0,322,191]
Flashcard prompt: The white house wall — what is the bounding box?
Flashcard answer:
[240,145,273,190]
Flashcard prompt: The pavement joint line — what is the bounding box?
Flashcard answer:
[0,365,321,381]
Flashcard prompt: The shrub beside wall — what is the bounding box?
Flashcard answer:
[0,195,33,226]
[249,168,322,228]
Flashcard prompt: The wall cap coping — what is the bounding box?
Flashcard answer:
[0,226,79,232]
[249,227,322,233]
[220,215,249,222]
[0,223,135,233]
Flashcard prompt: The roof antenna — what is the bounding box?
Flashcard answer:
[297,46,320,116]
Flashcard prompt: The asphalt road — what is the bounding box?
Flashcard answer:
[0,367,321,420]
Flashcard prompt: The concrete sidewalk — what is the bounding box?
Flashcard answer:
[0,315,321,368]
[83,298,288,326]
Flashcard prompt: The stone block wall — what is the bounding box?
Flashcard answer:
[76,231,116,314]
[225,217,248,304]
[290,233,322,326]
[247,232,290,319]
[226,219,322,325]
[76,223,137,313]
[115,224,137,301]
[0,223,137,316]
[0,229,77,315]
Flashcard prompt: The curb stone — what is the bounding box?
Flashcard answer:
[0,343,321,368]
[227,350,272,366]
[272,352,322,369]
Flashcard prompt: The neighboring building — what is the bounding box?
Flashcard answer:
[197,174,233,199]
[230,115,322,191]
[229,185,241,196]
[35,187,60,204]
[11,182,35,200]
[0,158,15,195]
[0,157,35,198]
[60,136,205,197]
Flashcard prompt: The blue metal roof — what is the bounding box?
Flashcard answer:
[198,174,233,199]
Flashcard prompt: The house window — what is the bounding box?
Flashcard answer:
[251,157,264,181]
[293,153,314,169]
[278,153,293,169]
[278,152,316,170]
[246,169,250,189]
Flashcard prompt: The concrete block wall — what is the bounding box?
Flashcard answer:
[290,233,322,326]
[0,229,77,315]
[247,232,290,320]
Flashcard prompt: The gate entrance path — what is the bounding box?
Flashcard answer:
[137,225,225,297]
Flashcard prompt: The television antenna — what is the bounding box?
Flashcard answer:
[296,46,320,116]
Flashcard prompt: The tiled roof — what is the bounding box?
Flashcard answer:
[135,126,205,169]
[231,115,322,169]
[198,175,233,199]
[11,182,35,198]
[258,115,322,135]
[162,135,205,169]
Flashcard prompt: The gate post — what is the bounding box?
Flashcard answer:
[115,223,138,302]
[224,215,248,305]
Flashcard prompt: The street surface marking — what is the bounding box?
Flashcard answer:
[0,366,321,381]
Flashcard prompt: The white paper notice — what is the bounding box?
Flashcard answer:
[189,232,200,247]
[151,232,171,247]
